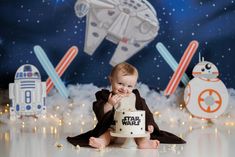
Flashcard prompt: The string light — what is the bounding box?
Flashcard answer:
[179,104,183,110]
[4,133,10,142]
[54,127,57,134]
[59,119,62,126]
[224,121,235,126]
[50,126,54,134]
[154,111,161,117]
[43,127,46,134]
[189,126,193,131]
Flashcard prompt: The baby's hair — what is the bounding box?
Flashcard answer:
[110,62,138,77]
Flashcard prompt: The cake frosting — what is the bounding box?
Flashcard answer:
[114,110,145,135]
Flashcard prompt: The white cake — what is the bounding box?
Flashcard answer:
[114,110,145,135]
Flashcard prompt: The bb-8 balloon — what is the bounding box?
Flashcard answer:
[184,60,228,119]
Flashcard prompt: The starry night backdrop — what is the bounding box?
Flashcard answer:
[0,0,235,91]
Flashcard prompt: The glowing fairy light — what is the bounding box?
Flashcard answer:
[56,106,60,110]
[6,104,9,107]
[68,122,72,125]
[43,127,46,134]
[154,111,161,117]
[179,104,183,110]
[54,128,57,134]
[224,122,235,126]
[82,103,85,107]
[81,121,85,125]
[34,127,37,132]
[4,133,10,142]
[50,126,54,134]
[201,118,206,122]
[59,119,62,126]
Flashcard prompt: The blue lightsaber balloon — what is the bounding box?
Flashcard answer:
[34,45,69,98]
[156,42,190,86]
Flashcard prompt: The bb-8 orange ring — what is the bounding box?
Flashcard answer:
[184,84,191,105]
[198,89,222,113]
[199,77,220,82]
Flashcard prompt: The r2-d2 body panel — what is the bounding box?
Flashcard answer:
[9,64,46,120]
[184,61,228,119]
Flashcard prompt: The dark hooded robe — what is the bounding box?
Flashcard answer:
[67,89,186,146]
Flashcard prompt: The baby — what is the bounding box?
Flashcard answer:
[89,62,159,149]
[67,62,186,149]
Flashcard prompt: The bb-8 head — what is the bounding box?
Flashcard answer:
[192,61,219,79]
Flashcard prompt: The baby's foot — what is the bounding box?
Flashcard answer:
[89,137,106,149]
[138,139,160,149]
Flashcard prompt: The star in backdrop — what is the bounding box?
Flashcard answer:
[0,0,235,90]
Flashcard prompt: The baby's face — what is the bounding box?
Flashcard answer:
[110,71,137,97]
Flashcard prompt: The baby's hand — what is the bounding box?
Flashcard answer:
[147,125,154,133]
[108,93,123,107]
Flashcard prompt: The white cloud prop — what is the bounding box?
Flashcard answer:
[1,83,235,133]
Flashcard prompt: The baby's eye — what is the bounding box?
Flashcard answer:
[118,83,123,85]
[128,85,133,88]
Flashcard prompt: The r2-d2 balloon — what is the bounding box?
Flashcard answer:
[9,64,46,120]
[184,60,228,119]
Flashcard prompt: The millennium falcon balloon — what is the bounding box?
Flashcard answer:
[74,0,159,66]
